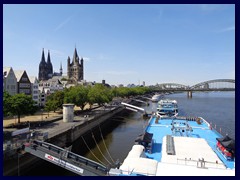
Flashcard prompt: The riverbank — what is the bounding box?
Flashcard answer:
[3,98,138,176]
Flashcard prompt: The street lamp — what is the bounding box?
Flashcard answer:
[41,108,43,122]
[14,115,17,124]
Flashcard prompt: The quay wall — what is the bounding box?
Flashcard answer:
[48,106,125,147]
[3,105,126,176]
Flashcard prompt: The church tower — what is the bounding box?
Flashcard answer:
[46,50,53,78]
[67,47,84,82]
[38,48,48,81]
[38,49,53,81]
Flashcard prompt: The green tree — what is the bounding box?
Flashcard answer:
[44,98,58,113]
[64,85,89,110]
[3,91,12,117]
[5,93,37,123]
[44,91,65,113]
[88,84,112,106]
[61,77,68,81]
[115,87,130,98]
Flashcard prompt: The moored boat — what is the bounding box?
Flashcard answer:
[151,94,163,102]
[109,115,235,176]
[157,99,178,117]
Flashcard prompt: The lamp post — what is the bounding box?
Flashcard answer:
[41,108,43,122]
[14,115,17,124]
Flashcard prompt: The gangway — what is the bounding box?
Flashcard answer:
[121,102,145,113]
[132,98,149,106]
[141,96,152,101]
[22,140,109,176]
[121,102,150,117]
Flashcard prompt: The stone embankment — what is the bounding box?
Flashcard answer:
[3,97,144,175]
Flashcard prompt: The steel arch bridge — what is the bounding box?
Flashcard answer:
[190,79,235,90]
[156,83,189,89]
[155,79,235,91]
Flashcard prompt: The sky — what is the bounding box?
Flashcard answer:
[3,4,235,86]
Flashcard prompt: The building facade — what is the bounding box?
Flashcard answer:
[38,77,64,107]
[3,67,17,95]
[38,77,64,94]
[67,48,84,83]
[29,76,39,105]
[14,70,31,95]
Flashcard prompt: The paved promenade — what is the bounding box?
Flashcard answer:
[3,111,63,127]
[3,103,121,143]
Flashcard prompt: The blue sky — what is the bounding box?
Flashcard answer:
[3,4,235,86]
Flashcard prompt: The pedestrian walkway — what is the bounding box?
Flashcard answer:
[3,111,63,128]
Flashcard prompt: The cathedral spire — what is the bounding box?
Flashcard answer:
[47,50,53,75]
[73,47,79,64]
[41,48,45,63]
[60,62,63,75]
[47,50,51,63]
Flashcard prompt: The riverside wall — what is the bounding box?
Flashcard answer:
[3,105,126,176]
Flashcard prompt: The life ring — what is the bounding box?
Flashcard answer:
[196,118,202,125]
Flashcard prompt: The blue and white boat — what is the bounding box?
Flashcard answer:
[157,99,178,117]
[109,113,235,176]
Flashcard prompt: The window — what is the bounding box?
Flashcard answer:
[19,89,30,94]
[19,83,30,88]
[22,77,28,81]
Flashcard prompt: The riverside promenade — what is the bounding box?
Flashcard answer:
[3,99,130,176]
[3,103,123,149]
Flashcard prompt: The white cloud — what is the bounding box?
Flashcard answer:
[217,26,235,33]
[54,15,74,32]
[89,54,113,62]
[50,49,66,58]
[83,57,91,62]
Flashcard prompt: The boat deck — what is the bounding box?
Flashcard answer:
[144,116,235,169]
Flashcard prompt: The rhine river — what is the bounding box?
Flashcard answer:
[23,91,235,176]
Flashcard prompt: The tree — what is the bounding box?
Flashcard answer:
[44,90,65,113]
[61,77,68,81]
[44,98,58,113]
[64,85,89,110]
[5,93,38,123]
[88,84,112,106]
[3,91,12,117]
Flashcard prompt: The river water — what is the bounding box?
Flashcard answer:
[23,91,235,175]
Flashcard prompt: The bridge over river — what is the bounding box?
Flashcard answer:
[152,79,235,97]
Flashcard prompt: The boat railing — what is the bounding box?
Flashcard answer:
[29,140,108,172]
[176,158,226,169]
[118,169,155,176]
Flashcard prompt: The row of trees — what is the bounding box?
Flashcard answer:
[3,84,151,123]
[45,84,151,112]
